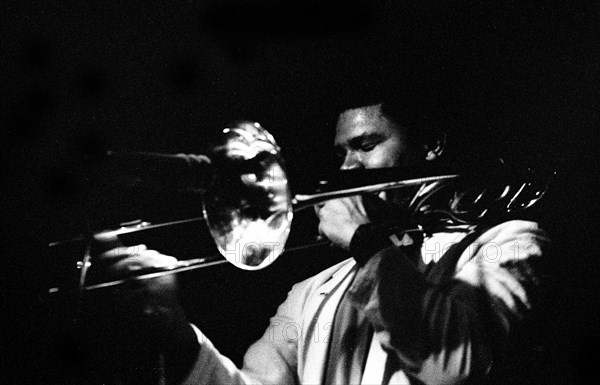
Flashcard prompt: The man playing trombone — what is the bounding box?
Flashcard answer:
[92,100,549,384]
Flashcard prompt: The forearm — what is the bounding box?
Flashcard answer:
[181,279,305,385]
[347,229,545,385]
[180,325,253,385]
[181,325,297,385]
[348,249,493,380]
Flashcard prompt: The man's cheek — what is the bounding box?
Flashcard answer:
[365,153,393,169]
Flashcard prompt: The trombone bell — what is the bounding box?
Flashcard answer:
[203,121,293,270]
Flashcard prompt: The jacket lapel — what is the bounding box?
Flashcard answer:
[299,260,356,384]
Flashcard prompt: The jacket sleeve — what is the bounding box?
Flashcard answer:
[181,279,307,385]
[347,220,549,385]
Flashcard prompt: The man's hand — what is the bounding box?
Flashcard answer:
[85,241,199,384]
[316,196,370,249]
[95,244,182,336]
[97,244,178,279]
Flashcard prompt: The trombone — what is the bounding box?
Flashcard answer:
[49,121,552,293]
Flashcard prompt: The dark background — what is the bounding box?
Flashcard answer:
[2,1,599,383]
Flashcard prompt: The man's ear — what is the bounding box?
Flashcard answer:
[424,132,446,161]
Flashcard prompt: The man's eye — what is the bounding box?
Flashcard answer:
[359,142,377,152]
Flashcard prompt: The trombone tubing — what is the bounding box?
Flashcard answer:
[292,173,460,210]
[48,172,460,294]
[48,239,332,294]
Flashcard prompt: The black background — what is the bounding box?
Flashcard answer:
[3,1,599,383]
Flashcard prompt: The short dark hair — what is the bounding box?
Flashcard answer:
[329,79,451,159]
[379,99,441,154]
[335,99,444,156]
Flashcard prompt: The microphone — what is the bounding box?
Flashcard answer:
[103,151,213,193]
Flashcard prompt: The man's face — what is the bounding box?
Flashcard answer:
[334,104,419,170]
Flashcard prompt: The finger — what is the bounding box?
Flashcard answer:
[314,203,325,217]
[98,244,148,261]
[340,196,363,215]
[320,199,343,214]
[109,252,178,275]
[331,197,360,212]
[317,221,327,238]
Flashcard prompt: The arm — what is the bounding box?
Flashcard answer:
[91,241,303,385]
[181,280,307,385]
[347,220,549,384]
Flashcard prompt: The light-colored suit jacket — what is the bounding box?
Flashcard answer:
[183,220,548,385]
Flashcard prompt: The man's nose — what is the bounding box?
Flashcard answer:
[340,151,362,170]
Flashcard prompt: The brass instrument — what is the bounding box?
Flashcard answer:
[49,121,553,293]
